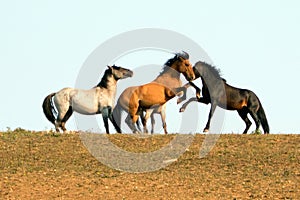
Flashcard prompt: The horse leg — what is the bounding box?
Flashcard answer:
[61,106,73,132]
[55,112,67,132]
[131,114,140,134]
[177,82,190,104]
[176,87,187,104]
[55,121,61,132]
[204,102,217,132]
[237,108,252,134]
[128,96,141,133]
[150,114,155,134]
[135,109,143,132]
[112,103,122,133]
[140,112,147,133]
[54,106,70,133]
[160,108,168,134]
[248,106,261,134]
[125,114,133,131]
[142,109,154,133]
[102,107,110,134]
[128,114,140,133]
[54,97,70,133]
[125,113,140,133]
[189,81,201,99]
[108,107,121,133]
[179,97,198,112]
[177,82,201,104]
[107,106,123,134]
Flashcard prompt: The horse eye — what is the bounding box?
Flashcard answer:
[185,63,189,67]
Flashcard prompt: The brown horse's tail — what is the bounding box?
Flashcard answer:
[42,93,57,125]
[112,102,122,133]
[257,102,270,134]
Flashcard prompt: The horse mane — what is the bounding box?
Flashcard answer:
[159,52,189,75]
[195,61,226,81]
[95,68,112,88]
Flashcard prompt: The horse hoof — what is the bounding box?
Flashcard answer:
[203,129,209,133]
[251,130,262,135]
[179,108,185,112]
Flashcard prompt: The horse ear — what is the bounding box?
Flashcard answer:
[107,65,112,70]
[182,51,189,59]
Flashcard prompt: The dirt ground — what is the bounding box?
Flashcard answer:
[0,130,299,199]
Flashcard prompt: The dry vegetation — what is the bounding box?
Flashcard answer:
[0,129,299,199]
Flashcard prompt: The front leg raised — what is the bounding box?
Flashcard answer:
[179,97,198,112]
[188,82,201,100]
[176,82,201,104]
[176,82,190,104]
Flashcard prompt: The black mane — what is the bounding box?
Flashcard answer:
[195,61,225,81]
[160,51,189,74]
[96,68,112,88]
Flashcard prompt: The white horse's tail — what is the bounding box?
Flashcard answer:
[42,93,57,125]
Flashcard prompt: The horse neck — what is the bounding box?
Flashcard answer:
[201,68,224,92]
[96,75,118,96]
[152,67,182,88]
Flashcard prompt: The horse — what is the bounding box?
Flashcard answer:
[113,51,195,134]
[179,61,270,134]
[128,83,188,133]
[42,65,133,134]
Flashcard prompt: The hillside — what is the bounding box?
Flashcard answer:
[0,130,299,199]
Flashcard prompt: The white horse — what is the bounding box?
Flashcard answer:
[42,65,133,133]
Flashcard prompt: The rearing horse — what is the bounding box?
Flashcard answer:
[179,61,269,134]
[113,52,195,134]
[42,65,133,134]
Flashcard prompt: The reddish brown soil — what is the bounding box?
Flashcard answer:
[0,130,299,199]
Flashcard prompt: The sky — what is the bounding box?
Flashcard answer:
[0,0,299,133]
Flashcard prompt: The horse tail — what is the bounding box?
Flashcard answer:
[112,102,122,133]
[257,101,270,134]
[42,93,57,125]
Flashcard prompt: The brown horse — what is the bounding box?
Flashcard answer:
[113,52,195,134]
[179,61,269,134]
[127,83,187,133]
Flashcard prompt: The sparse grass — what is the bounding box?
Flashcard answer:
[0,130,299,199]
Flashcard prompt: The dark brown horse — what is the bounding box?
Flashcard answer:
[113,52,195,134]
[179,61,269,134]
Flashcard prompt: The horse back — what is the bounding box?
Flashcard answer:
[223,83,254,110]
[131,83,175,108]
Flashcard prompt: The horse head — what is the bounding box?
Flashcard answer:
[173,51,195,81]
[107,65,133,80]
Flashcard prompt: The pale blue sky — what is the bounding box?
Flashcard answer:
[0,1,299,133]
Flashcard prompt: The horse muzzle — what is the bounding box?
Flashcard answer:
[125,70,134,78]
